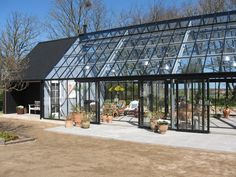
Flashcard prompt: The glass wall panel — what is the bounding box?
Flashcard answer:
[172,80,209,132]
[141,81,166,128]
[77,82,99,123]
[59,80,68,119]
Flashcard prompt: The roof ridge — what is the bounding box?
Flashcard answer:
[38,36,78,44]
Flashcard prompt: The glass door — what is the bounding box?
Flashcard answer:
[140,80,167,128]
[173,79,209,132]
[77,81,100,123]
[51,81,60,118]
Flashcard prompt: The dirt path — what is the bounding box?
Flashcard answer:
[0,118,235,177]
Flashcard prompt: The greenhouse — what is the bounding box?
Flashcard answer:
[5,10,236,133]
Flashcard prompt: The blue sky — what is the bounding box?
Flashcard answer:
[0,0,196,41]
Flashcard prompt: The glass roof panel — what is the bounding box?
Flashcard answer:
[175,58,190,74]
[217,15,229,23]
[226,24,236,37]
[107,62,124,77]
[187,57,205,73]
[46,11,236,80]
[222,55,236,72]
[230,14,236,21]
[144,59,159,75]
[203,56,221,73]
[208,40,224,54]
[192,41,208,56]
[224,38,236,53]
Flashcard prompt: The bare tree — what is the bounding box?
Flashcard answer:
[46,0,108,39]
[146,0,180,22]
[198,0,226,14]
[181,0,236,17]
[181,2,200,17]
[115,0,181,27]
[0,12,38,60]
[88,0,108,31]
[0,12,39,91]
[226,0,236,10]
[116,10,133,27]
[0,57,29,91]
[128,5,147,25]
[115,4,150,27]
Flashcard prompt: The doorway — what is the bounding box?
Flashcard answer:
[171,79,210,133]
[100,81,139,127]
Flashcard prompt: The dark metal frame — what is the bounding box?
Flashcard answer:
[41,10,236,133]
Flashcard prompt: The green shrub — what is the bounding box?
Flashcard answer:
[0,131,19,142]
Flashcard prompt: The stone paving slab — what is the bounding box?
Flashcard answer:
[46,123,236,153]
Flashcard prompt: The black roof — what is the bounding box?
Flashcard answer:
[23,37,77,80]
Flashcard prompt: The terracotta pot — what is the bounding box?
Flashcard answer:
[81,121,90,128]
[102,115,108,122]
[65,120,73,128]
[16,108,24,114]
[107,115,113,123]
[223,108,230,118]
[158,124,168,134]
[72,112,83,126]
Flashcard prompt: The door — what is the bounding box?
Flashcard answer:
[51,82,60,118]
[77,81,100,123]
[172,79,209,132]
[139,80,168,128]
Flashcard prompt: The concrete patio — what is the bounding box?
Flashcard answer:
[46,120,236,153]
[1,113,236,153]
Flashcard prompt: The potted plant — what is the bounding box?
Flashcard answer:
[148,112,164,132]
[71,105,85,127]
[16,105,24,114]
[223,105,230,118]
[65,114,73,128]
[102,104,112,123]
[157,119,170,134]
[107,113,113,123]
[81,112,90,128]
[146,111,156,131]
[150,112,165,132]
[105,110,113,123]
[101,114,107,122]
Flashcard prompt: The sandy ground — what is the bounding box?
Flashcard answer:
[0,118,236,177]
